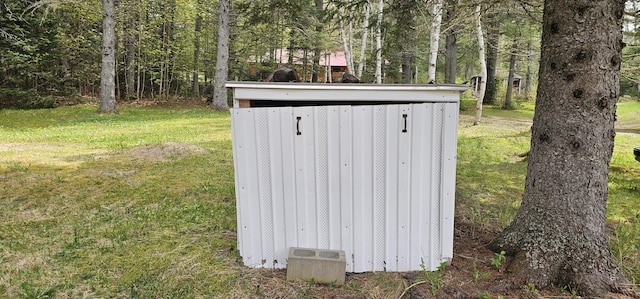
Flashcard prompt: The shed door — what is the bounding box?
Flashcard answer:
[231,103,457,272]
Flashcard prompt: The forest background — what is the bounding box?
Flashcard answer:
[4,0,640,109]
[2,0,640,297]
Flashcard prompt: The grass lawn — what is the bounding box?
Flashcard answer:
[0,100,639,298]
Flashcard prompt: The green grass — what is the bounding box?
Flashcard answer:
[459,97,536,120]
[0,101,639,297]
[0,105,238,298]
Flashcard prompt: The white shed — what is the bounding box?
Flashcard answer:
[226,82,466,272]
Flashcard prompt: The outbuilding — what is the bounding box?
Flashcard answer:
[227,82,467,273]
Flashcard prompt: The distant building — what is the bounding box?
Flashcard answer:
[503,74,523,95]
[469,73,523,96]
[469,75,482,95]
[249,49,350,83]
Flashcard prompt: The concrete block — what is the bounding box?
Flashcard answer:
[286,247,346,286]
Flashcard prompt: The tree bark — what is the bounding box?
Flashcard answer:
[98,0,118,113]
[394,0,415,84]
[444,32,456,84]
[192,10,202,97]
[311,0,323,83]
[347,10,354,74]
[473,4,486,126]
[357,1,370,79]
[427,0,443,84]
[490,0,638,297]
[161,0,176,99]
[213,0,229,111]
[402,55,411,84]
[503,39,517,109]
[524,39,535,99]
[483,13,499,105]
[338,7,354,74]
[124,0,137,101]
[443,0,458,84]
[375,0,383,84]
[287,30,295,68]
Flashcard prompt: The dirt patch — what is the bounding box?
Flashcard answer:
[118,98,210,108]
[231,216,639,298]
[231,217,576,298]
[125,142,207,162]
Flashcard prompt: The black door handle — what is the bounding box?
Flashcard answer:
[402,114,408,133]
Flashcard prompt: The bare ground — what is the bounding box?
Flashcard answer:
[125,142,207,162]
[229,215,637,298]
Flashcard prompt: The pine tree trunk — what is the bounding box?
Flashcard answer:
[395,1,415,84]
[137,9,143,100]
[213,0,229,111]
[504,39,517,109]
[444,32,456,84]
[192,12,202,97]
[443,0,457,85]
[402,55,411,84]
[490,1,638,297]
[98,0,118,113]
[124,2,137,101]
[524,40,535,99]
[444,18,458,84]
[483,13,499,105]
[311,0,323,83]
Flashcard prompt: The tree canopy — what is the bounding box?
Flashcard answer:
[0,0,552,108]
[2,0,640,296]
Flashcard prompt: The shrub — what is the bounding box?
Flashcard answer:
[0,88,57,109]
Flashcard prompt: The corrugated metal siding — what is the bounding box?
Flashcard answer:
[231,103,458,272]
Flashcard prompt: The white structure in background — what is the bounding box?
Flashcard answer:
[469,73,523,96]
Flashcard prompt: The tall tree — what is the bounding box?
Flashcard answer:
[503,38,517,109]
[311,0,324,83]
[621,1,640,99]
[158,0,177,99]
[213,0,230,111]
[443,0,458,84]
[338,6,354,73]
[192,3,202,96]
[490,0,638,297]
[390,0,418,84]
[123,0,138,101]
[374,0,383,84]
[0,0,63,95]
[482,12,499,105]
[98,0,118,113]
[427,0,443,84]
[331,0,370,79]
[473,3,486,126]
[524,38,535,99]
[356,0,370,78]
